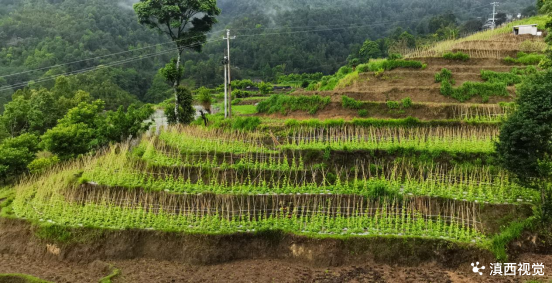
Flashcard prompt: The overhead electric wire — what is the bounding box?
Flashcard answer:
[0,39,224,92]
[0,29,227,79]
[0,3,493,92]
[0,3,491,80]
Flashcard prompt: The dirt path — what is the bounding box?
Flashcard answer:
[0,253,550,283]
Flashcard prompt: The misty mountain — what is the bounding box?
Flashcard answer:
[0,0,536,107]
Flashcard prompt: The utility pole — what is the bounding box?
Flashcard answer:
[222,55,229,118]
[491,2,499,30]
[223,29,235,118]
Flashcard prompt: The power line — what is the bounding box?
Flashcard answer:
[0,3,490,81]
[0,48,176,92]
[0,29,227,79]
[0,39,224,92]
[0,2,491,80]
[0,3,495,92]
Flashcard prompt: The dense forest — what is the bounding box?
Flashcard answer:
[0,0,536,111]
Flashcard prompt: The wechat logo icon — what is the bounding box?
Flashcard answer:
[471,262,485,275]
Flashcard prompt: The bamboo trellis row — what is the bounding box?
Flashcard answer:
[62,186,482,231]
[285,125,499,144]
[451,104,515,121]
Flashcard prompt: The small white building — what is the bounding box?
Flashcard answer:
[513,24,539,35]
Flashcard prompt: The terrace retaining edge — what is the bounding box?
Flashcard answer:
[0,218,496,268]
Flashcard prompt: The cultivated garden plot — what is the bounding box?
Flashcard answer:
[10,123,537,259]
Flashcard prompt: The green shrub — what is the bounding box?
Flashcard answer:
[357,64,370,73]
[489,218,534,261]
[388,53,403,60]
[450,82,509,102]
[231,98,242,105]
[284,119,299,127]
[503,56,517,64]
[358,109,369,117]
[510,66,537,75]
[231,117,261,131]
[195,87,212,105]
[319,77,339,91]
[256,94,331,115]
[231,79,257,89]
[481,70,522,85]
[258,82,273,94]
[0,134,39,180]
[434,68,453,83]
[443,52,470,61]
[401,97,412,108]
[436,68,509,102]
[374,68,385,77]
[232,90,256,98]
[337,66,353,76]
[342,96,362,109]
[440,80,453,96]
[27,156,60,174]
[503,52,546,65]
[368,59,424,72]
[386,101,400,109]
[336,71,359,89]
[277,73,324,84]
[306,83,318,91]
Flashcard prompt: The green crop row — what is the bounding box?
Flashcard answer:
[81,148,535,204]
[357,59,425,73]
[282,117,500,128]
[503,52,546,65]
[435,68,509,102]
[342,96,363,109]
[157,125,499,157]
[283,133,496,154]
[138,142,306,172]
[157,128,274,155]
[81,169,535,203]
[12,195,486,244]
[480,67,537,86]
[443,52,470,61]
[256,94,331,115]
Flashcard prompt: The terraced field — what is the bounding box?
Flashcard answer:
[270,18,549,123]
[1,15,550,283]
[10,123,536,255]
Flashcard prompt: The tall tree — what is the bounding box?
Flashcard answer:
[133,0,220,123]
[495,70,552,218]
[359,40,381,62]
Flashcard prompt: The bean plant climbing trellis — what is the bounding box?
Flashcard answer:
[10,125,532,249]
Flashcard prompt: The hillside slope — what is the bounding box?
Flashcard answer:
[0,0,536,108]
[276,16,549,122]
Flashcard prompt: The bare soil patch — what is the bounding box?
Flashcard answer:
[0,253,550,283]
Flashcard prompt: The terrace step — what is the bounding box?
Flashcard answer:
[328,86,515,104]
[71,184,533,234]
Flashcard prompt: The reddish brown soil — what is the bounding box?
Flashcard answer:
[290,57,520,106]
[0,253,550,283]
